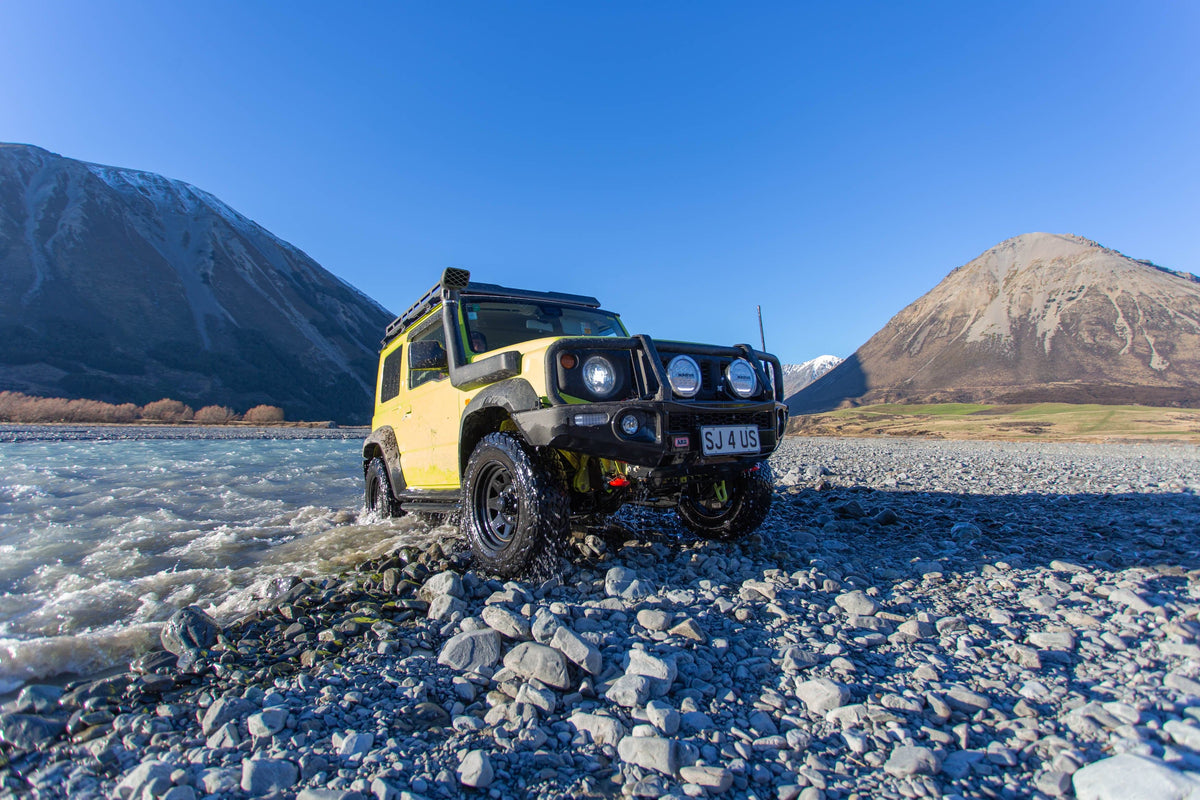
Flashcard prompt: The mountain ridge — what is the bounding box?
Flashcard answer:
[790,233,1200,413]
[0,143,393,423]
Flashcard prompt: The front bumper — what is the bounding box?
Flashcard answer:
[513,399,788,468]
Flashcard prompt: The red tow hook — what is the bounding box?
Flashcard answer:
[607,475,631,488]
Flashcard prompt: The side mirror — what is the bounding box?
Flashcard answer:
[409,339,448,371]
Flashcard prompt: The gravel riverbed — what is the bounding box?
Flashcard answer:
[3,436,1200,800]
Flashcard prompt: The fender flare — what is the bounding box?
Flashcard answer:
[362,426,407,495]
[459,378,542,470]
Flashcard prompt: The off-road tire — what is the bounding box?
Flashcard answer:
[676,463,773,541]
[461,432,569,578]
[364,456,400,517]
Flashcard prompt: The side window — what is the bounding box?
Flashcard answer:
[408,319,449,389]
[379,348,403,402]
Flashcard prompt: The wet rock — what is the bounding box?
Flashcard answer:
[13,684,63,714]
[0,713,66,750]
[160,605,219,654]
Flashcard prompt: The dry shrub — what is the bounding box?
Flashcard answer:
[142,398,195,422]
[194,405,237,424]
[243,404,285,423]
[0,392,144,423]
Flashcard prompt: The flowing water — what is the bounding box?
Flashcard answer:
[0,426,445,693]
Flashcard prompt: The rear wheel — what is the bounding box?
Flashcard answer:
[676,463,773,541]
[461,432,568,578]
[364,456,399,517]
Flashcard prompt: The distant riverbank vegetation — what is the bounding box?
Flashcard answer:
[0,392,287,425]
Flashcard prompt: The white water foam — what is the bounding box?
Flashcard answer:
[0,432,449,692]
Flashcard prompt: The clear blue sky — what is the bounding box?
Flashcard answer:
[3,2,1197,364]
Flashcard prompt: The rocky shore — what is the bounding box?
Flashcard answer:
[3,436,1200,800]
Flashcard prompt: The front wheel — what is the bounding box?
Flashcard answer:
[365,456,399,517]
[461,432,568,578]
[676,463,773,541]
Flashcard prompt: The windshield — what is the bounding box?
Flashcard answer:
[462,300,627,354]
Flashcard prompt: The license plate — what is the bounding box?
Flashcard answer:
[700,425,759,456]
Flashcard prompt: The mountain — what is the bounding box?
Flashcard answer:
[0,144,392,423]
[790,233,1200,414]
[781,355,842,399]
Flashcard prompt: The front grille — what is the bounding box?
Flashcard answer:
[668,411,773,432]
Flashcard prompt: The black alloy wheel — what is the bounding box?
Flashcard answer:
[461,432,569,578]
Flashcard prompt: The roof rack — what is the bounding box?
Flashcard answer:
[382,271,602,345]
[461,282,600,309]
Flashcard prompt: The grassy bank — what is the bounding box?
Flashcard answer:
[788,402,1200,442]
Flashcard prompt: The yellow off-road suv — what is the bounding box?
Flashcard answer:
[363,269,788,577]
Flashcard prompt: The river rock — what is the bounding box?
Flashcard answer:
[1073,753,1200,800]
[835,590,878,616]
[796,679,850,714]
[457,750,493,788]
[160,605,219,655]
[569,712,628,746]
[201,697,255,737]
[550,626,602,675]
[0,713,67,751]
[618,734,678,777]
[438,629,502,673]
[241,758,298,795]
[503,642,572,690]
[481,605,532,639]
[884,746,942,778]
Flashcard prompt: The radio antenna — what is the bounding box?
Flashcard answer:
[757,305,766,351]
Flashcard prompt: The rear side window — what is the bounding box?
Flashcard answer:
[409,318,449,389]
[379,348,403,402]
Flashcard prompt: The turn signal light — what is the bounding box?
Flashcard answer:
[559,353,577,369]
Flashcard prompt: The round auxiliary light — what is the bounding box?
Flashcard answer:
[559,352,577,369]
[726,358,758,398]
[666,355,701,398]
[620,413,640,436]
[582,355,617,398]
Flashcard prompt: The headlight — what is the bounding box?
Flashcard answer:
[582,355,617,398]
[667,355,701,398]
[726,358,758,398]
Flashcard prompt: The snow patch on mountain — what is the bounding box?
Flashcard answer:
[782,355,842,398]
